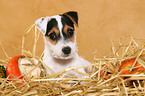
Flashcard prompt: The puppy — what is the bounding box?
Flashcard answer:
[35,11,90,77]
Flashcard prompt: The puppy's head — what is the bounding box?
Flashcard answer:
[35,11,78,59]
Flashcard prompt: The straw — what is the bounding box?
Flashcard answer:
[1,24,145,95]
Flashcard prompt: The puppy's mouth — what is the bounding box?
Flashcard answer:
[53,54,73,60]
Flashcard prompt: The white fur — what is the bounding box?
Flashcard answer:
[43,46,90,77]
[35,15,90,77]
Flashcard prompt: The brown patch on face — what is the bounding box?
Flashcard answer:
[63,24,75,42]
[45,27,60,45]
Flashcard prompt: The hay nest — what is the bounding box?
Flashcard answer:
[0,24,145,96]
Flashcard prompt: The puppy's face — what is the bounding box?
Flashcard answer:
[35,11,78,59]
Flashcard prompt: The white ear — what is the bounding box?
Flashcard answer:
[35,16,50,35]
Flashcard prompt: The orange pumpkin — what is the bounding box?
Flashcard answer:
[119,58,145,79]
[6,55,25,82]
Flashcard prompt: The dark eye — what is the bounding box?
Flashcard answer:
[67,29,74,37]
[48,32,58,41]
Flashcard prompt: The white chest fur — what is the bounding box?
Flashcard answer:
[43,46,90,77]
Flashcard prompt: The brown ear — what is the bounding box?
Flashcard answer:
[62,11,78,27]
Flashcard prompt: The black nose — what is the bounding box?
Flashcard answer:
[62,46,71,55]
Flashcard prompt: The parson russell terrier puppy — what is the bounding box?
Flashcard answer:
[35,11,90,77]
